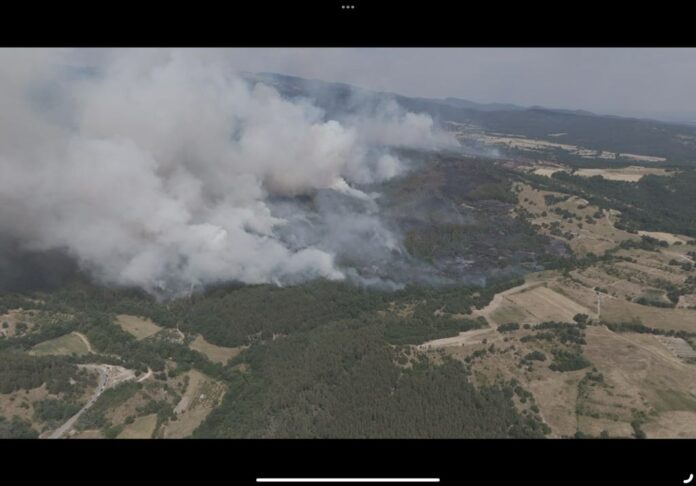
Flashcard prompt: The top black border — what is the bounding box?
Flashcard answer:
[8,1,696,47]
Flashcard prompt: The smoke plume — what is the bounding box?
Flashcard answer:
[0,49,455,296]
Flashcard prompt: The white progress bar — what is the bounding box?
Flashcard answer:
[256,480,440,483]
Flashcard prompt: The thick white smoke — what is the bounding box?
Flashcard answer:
[0,49,454,296]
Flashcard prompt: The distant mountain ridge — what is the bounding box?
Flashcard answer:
[245,72,696,164]
[249,72,637,121]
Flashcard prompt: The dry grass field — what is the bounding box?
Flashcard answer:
[116,314,162,340]
[459,132,667,163]
[504,285,594,323]
[30,332,91,356]
[162,370,226,438]
[117,414,158,439]
[0,385,50,424]
[637,231,689,245]
[440,322,696,438]
[573,166,673,182]
[189,335,243,364]
[515,182,637,257]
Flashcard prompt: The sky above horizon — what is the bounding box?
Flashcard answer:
[58,48,696,123]
[213,48,696,123]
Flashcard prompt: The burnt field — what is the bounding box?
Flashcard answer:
[378,151,566,283]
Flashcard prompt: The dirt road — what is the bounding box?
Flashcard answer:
[417,327,495,350]
[73,332,94,353]
[471,280,543,326]
[417,280,540,350]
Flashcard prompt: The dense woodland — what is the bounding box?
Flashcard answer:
[195,318,545,438]
[1,271,543,438]
[0,352,81,395]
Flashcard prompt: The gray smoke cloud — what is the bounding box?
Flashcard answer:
[0,48,456,296]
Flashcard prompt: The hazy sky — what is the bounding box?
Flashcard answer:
[215,48,696,122]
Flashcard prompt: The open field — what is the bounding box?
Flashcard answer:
[117,414,157,439]
[116,314,162,340]
[418,327,495,350]
[162,370,226,438]
[470,272,597,326]
[459,132,667,163]
[637,231,689,245]
[532,166,673,182]
[551,276,696,332]
[573,166,673,182]
[72,429,103,439]
[189,335,242,364]
[643,411,696,438]
[600,298,696,332]
[504,285,594,323]
[583,327,696,434]
[487,302,537,326]
[30,332,91,356]
[451,322,696,438]
[677,294,696,309]
[533,167,565,177]
[656,336,696,360]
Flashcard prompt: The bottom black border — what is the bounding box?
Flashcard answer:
[2,439,692,484]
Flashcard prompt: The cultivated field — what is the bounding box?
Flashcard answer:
[502,284,594,323]
[573,166,673,182]
[531,165,673,182]
[457,132,667,163]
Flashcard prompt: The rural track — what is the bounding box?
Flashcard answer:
[472,280,542,327]
[418,280,538,350]
[73,331,94,353]
[138,367,153,383]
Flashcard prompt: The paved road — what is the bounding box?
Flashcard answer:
[48,366,108,439]
[47,364,139,439]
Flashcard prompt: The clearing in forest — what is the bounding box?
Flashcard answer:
[116,314,162,340]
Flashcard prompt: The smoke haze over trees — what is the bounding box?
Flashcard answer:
[0,49,455,296]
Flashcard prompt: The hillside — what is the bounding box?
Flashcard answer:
[2,73,696,439]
